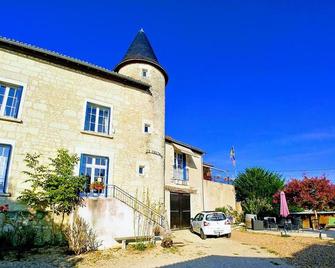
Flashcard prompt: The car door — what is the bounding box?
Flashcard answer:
[192,213,200,233]
[194,213,204,233]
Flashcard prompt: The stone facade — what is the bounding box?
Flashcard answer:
[0,47,165,207]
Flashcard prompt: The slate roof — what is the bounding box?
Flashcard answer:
[165,136,205,155]
[114,30,168,83]
[0,36,151,91]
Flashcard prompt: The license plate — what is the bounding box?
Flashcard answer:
[214,230,224,235]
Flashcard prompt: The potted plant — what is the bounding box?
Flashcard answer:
[90,181,105,193]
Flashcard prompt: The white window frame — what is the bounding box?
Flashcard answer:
[81,155,108,185]
[82,99,113,135]
[75,146,114,187]
[141,68,149,78]
[138,165,145,176]
[136,161,149,178]
[0,77,27,120]
[142,119,153,134]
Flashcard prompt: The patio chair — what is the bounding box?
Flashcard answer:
[277,218,286,230]
[264,217,277,230]
[292,217,301,231]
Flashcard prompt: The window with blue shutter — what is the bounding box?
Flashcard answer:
[174,152,188,181]
[79,154,109,196]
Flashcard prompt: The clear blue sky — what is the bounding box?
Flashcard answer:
[2,1,335,181]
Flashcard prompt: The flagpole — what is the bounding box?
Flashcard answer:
[230,146,237,181]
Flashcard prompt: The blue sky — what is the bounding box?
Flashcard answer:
[1,1,335,181]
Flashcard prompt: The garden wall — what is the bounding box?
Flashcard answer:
[203,180,237,211]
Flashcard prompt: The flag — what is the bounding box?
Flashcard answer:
[230,147,236,167]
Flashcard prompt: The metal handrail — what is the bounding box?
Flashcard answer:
[106,184,165,227]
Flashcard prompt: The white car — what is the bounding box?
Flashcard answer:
[190,211,231,239]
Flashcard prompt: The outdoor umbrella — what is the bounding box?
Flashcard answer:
[280,191,290,218]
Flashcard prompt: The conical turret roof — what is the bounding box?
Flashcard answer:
[114,29,168,83]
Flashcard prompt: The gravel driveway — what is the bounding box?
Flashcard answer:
[159,230,292,268]
[77,230,291,268]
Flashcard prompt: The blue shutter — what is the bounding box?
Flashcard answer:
[79,154,85,176]
[84,103,91,131]
[13,86,23,118]
[105,157,109,197]
[183,154,187,180]
[0,144,11,193]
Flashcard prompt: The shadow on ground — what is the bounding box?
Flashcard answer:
[289,242,335,267]
[162,255,290,268]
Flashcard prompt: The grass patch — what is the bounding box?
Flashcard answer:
[162,246,179,254]
[250,247,257,250]
[130,241,155,252]
[233,253,239,256]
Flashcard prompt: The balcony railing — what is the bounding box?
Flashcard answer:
[172,168,189,186]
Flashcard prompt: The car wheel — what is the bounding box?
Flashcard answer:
[190,226,194,233]
[226,233,231,238]
[200,229,207,240]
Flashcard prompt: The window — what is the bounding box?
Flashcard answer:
[138,165,145,175]
[206,213,226,221]
[144,123,150,133]
[79,154,108,195]
[174,152,187,180]
[142,69,148,78]
[194,213,204,221]
[0,144,11,193]
[0,82,23,119]
[84,102,111,134]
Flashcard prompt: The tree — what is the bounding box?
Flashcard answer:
[273,176,335,211]
[234,167,285,215]
[19,149,86,228]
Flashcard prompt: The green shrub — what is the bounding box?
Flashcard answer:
[0,210,66,255]
[133,241,147,251]
[215,206,244,224]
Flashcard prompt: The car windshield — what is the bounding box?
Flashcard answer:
[206,213,226,221]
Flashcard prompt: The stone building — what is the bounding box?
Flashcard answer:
[0,30,236,246]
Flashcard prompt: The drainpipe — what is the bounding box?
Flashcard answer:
[201,154,205,211]
[163,138,166,207]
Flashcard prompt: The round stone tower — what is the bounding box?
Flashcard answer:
[114,29,168,202]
